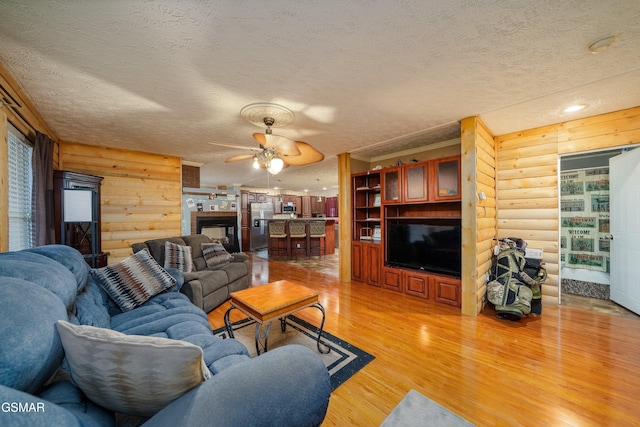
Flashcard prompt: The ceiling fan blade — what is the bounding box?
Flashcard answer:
[209,141,259,151]
[225,153,257,163]
[282,141,325,166]
[252,133,301,156]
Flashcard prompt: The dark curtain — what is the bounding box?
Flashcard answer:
[32,131,55,246]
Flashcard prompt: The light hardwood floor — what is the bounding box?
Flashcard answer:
[208,253,640,426]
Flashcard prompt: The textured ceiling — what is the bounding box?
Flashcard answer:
[0,0,639,193]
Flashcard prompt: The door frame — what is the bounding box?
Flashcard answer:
[557,144,640,302]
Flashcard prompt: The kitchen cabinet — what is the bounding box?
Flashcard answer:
[301,196,312,218]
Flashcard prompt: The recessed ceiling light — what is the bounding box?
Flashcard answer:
[589,35,618,54]
[564,104,586,113]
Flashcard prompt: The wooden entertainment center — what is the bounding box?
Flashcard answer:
[351,155,462,307]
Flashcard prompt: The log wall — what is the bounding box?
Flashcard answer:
[495,106,640,305]
[59,141,182,264]
[461,117,497,315]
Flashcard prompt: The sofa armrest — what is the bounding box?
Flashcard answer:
[179,279,204,311]
[231,252,248,263]
[142,345,330,427]
[231,252,252,284]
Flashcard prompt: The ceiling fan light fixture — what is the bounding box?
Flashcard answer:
[252,156,260,169]
[267,157,284,175]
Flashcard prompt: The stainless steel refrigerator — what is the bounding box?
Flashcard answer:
[250,202,273,250]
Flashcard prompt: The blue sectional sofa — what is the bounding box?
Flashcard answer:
[0,244,330,426]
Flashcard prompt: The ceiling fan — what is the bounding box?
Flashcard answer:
[209,103,324,175]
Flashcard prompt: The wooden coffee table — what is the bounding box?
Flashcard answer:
[223,280,329,355]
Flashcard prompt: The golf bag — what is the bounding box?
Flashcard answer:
[486,238,547,321]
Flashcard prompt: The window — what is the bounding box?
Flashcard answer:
[7,123,33,250]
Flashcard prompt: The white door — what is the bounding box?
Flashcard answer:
[610,148,640,314]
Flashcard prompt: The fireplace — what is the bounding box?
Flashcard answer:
[192,213,239,253]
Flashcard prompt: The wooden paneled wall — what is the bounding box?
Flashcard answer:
[461,117,497,315]
[495,106,640,305]
[59,141,182,264]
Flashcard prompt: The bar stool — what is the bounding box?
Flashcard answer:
[308,220,326,258]
[289,221,308,259]
[268,221,288,259]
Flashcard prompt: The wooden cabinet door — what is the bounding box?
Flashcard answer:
[382,167,402,203]
[301,196,312,218]
[351,242,363,282]
[430,155,461,202]
[382,267,403,292]
[434,274,461,307]
[405,270,430,299]
[364,243,381,287]
[295,196,303,214]
[403,162,428,203]
[310,196,324,215]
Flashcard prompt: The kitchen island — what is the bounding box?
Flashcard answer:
[267,219,336,258]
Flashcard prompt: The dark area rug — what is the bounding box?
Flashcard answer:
[213,315,374,391]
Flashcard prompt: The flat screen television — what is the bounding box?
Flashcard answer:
[386,218,461,277]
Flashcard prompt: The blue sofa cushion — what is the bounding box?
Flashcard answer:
[38,381,115,427]
[0,280,68,394]
[0,384,90,427]
[24,245,90,293]
[74,276,112,328]
[90,249,176,312]
[0,251,78,309]
[110,292,249,373]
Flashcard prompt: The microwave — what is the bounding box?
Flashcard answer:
[283,203,296,212]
